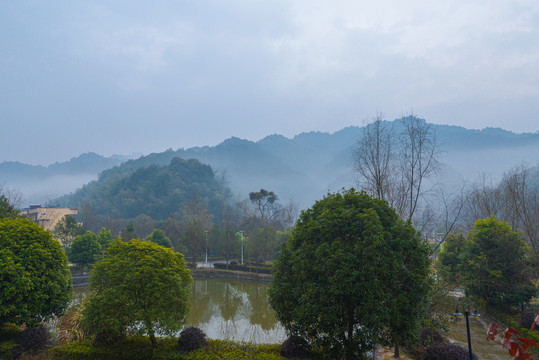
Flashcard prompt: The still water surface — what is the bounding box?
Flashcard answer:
[72,278,286,344]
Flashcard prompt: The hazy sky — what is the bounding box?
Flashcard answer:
[2,1,538,165]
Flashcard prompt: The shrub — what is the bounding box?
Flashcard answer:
[423,343,478,360]
[57,304,85,343]
[15,326,49,351]
[420,327,445,347]
[521,311,537,330]
[178,327,208,352]
[280,335,311,359]
[93,330,123,346]
[82,240,192,348]
[1,323,21,339]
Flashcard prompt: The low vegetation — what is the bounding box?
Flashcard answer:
[52,338,286,360]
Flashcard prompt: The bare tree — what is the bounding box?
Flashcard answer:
[0,185,23,210]
[353,113,393,200]
[353,114,440,222]
[464,174,505,223]
[502,165,539,257]
[462,164,539,259]
[398,115,440,221]
[132,214,157,239]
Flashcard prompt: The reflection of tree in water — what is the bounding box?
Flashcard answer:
[218,282,243,321]
[186,279,212,326]
[215,281,244,339]
[185,279,285,343]
[246,284,277,331]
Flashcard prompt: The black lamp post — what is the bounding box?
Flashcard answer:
[454,304,480,360]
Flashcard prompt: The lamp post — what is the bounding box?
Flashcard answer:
[204,230,208,266]
[239,230,244,265]
[454,304,480,360]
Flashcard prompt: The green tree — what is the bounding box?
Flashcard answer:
[0,194,19,219]
[120,222,137,241]
[145,229,172,248]
[436,233,467,283]
[81,239,192,347]
[96,227,114,249]
[68,231,102,268]
[249,189,278,224]
[53,215,84,247]
[269,190,432,359]
[461,216,536,308]
[0,218,72,326]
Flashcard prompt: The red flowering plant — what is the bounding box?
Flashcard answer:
[487,322,538,360]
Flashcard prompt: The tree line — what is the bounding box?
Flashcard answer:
[52,187,297,269]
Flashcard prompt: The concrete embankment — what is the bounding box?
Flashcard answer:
[72,268,272,287]
[192,268,272,283]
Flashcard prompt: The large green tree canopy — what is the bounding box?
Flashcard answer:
[269,190,432,359]
[82,239,192,347]
[0,218,72,326]
[68,231,102,267]
[461,216,536,308]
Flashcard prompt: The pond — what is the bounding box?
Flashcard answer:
[71,278,286,344]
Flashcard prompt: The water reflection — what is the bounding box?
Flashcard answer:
[185,278,286,343]
[67,278,286,344]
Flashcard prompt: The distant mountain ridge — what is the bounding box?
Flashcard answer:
[2,119,538,208]
[0,152,138,206]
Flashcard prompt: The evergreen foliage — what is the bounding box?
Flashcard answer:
[68,231,102,267]
[178,327,208,352]
[82,239,192,347]
[269,189,432,359]
[521,312,537,330]
[461,216,536,308]
[53,215,85,247]
[146,229,172,248]
[0,194,19,219]
[15,326,49,351]
[96,228,114,249]
[0,218,72,326]
[57,157,232,221]
[280,335,311,359]
[436,233,466,283]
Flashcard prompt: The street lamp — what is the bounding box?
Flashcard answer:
[204,230,209,266]
[239,230,244,265]
[454,304,480,360]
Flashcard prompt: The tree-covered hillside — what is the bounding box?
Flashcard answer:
[57,157,232,221]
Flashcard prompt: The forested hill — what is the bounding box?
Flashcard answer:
[56,157,232,221]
